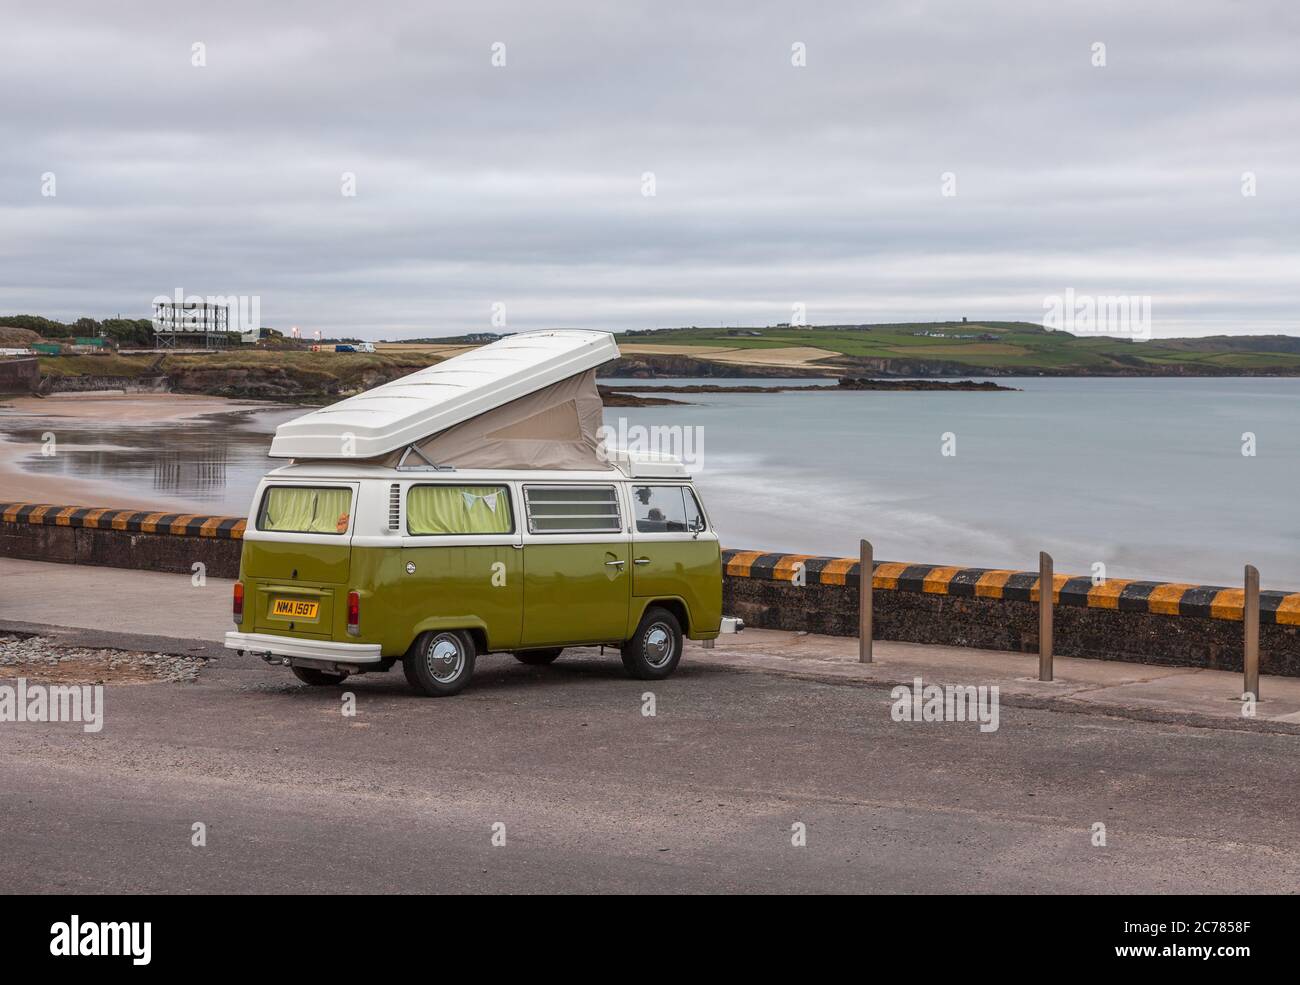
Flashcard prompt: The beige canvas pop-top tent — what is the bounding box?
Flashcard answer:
[378,367,606,471]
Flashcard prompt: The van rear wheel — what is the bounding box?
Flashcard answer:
[405,630,477,697]
[291,666,348,686]
[513,648,563,665]
[621,607,683,680]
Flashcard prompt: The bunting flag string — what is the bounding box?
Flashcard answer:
[461,491,499,513]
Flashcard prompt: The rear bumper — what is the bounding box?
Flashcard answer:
[225,631,384,665]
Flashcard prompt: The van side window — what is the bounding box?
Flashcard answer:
[524,486,621,534]
[632,485,703,534]
[407,485,513,535]
[258,486,352,535]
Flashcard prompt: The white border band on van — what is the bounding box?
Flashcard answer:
[224,631,384,663]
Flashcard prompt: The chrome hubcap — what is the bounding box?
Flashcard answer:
[644,623,674,668]
[426,635,465,683]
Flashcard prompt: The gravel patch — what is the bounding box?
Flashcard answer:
[0,634,204,685]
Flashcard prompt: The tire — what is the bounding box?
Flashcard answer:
[620,607,683,680]
[291,665,348,686]
[404,630,477,696]
[513,648,563,666]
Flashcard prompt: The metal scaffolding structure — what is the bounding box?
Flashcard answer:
[152,300,231,349]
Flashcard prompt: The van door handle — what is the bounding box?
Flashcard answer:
[604,559,625,568]
[633,558,650,565]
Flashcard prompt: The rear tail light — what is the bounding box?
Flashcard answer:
[347,590,360,636]
[233,581,245,625]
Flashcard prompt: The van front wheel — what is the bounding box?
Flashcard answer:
[404,630,477,697]
[621,607,683,680]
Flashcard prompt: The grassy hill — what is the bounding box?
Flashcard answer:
[22,322,1300,398]
[612,322,1300,376]
[35,350,439,401]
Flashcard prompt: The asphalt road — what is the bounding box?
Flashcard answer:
[3,635,1299,894]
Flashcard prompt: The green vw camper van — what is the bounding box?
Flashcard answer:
[225,331,725,696]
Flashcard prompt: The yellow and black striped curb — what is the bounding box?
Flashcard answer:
[0,503,245,539]
[722,549,1300,626]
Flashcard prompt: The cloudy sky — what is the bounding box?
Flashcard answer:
[2,1,1297,338]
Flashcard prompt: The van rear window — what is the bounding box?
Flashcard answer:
[257,486,352,535]
[524,486,621,534]
[407,485,513,535]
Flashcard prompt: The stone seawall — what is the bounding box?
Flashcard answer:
[0,357,39,394]
[3,501,1297,676]
[42,374,170,394]
[723,550,1300,677]
[0,504,243,579]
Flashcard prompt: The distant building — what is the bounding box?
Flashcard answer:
[913,329,991,341]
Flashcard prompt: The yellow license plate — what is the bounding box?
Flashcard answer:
[271,599,319,619]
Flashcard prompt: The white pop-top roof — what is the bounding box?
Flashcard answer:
[268,330,620,460]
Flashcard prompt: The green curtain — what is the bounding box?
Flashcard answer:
[261,487,351,534]
[408,485,512,535]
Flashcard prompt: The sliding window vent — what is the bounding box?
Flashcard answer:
[388,484,402,530]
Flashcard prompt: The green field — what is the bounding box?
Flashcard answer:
[615,323,1300,375]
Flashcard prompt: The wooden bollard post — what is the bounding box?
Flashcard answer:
[1038,551,1053,682]
[859,539,873,664]
[1244,564,1260,700]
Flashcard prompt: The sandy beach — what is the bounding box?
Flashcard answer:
[0,393,283,512]
[618,342,839,369]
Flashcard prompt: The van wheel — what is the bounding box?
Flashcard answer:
[621,607,683,680]
[513,648,563,666]
[404,630,477,697]
[291,666,348,686]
